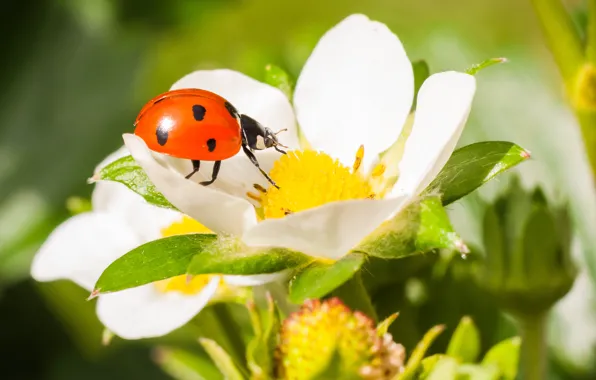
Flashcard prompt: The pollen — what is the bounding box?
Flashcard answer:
[261,150,377,219]
[155,215,217,295]
[154,274,219,295]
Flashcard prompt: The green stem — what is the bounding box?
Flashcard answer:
[332,272,378,322]
[194,305,247,373]
[530,0,596,182]
[587,0,596,64]
[529,0,583,86]
[518,313,548,380]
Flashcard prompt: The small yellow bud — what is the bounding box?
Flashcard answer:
[573,63,596,110]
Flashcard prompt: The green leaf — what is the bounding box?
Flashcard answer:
[419,355,446,379]
[376,313,399,336]
[94,234,217,294]
[153,346,223,380]
[95,155,175,210]
[465,58,508,75]
[446,316,480,363]
[288,252,365,303]
[357,197,465,259]
[396,325,445,380]
[412,60,430,110]
[481,337,521,380]
[199,338,245,380]
[456,364,500,380]
[425,357,458,380]
[264,64,293,101]
[246,294,280,380]
[188,245,311,276]
[425,141,530,205]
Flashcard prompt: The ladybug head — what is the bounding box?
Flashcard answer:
[241,114,287,154]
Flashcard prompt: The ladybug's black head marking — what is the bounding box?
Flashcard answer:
[192,104,206,121]
[240,114,287,153]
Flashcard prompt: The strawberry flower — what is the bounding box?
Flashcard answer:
[123,14,476,261]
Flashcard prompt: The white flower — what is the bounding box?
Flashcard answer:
[124,14,476,261]
[30,148,276,339]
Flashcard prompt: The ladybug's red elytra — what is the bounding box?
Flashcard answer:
[133,88,286,187]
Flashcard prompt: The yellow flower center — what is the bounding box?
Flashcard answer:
[258,149,385,219]
[154,216,218,295]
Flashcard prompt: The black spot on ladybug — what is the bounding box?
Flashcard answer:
[192,104,207,121]
[156,126,169,146]
[207,138,217,152]
[224,102,239,119]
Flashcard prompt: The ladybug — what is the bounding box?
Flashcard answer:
[133,88,286,187]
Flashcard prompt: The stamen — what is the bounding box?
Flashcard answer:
[371,163,386,178]
[253,183,267,193]
[353,145,365,172]
[246,192,262,202]
[261,149,377,219]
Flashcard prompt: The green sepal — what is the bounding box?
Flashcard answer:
[288,252,365,304]
[465,58,507,75]
[445,316,480,363]
[412,60,430,110]
[357,197,464,259]
[376,313,399,336]
[481,337,521,380]
[95,155,175,210]
[187,243,311,277]
[246,294,281,380]
[198,338,246,380]
[424,357,458,380]
[264,64,294,101]
[153,346,224,380]
[425,141,530,206]
[94,234,217,294]
[396,324,445,380]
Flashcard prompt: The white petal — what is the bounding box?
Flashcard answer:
[92,181,184,242]
[162,149,283,206]
[96,277,219,339]
[222,271,289,287]
[123,134,258,236]
[171,69,299,149]
[294,14,414,168]
[393,72,476,196]
[30,212,140,291]
[242,196,409,260]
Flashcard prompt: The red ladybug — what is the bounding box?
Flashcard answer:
[134,88,286,187]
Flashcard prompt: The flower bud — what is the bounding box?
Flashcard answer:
[276,298,405,379]
[476,178,576,316]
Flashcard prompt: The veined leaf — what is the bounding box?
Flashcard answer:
[357,197,466,259]
[95,154,175,210]
[288,252,365,304]
[187,246,311,276]
[94,234,217,294]
[425,141,530,205]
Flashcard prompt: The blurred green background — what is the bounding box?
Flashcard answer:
[2,0,595,378]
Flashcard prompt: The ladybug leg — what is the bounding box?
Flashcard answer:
[185,160,201,179]
[241,144,279,189]
[200,160,221,186]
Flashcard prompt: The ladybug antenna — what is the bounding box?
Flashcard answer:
[272,128,289,151]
